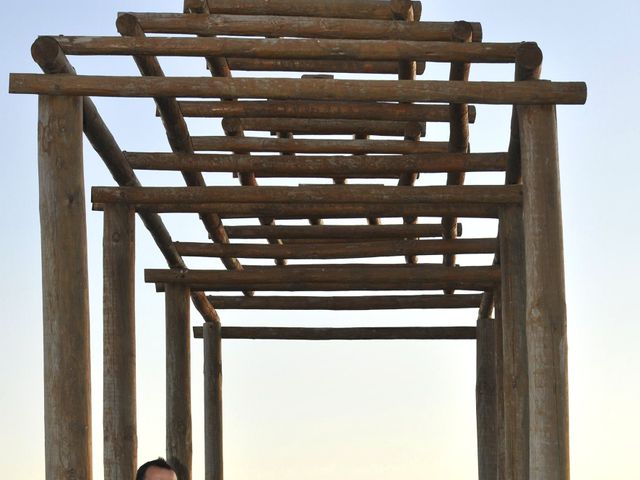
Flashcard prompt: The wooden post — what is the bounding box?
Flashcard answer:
[476,315,498,480]
[499,205,529,478]
[519,104,569,480]
[166,284,192,480]
[38,94,92,480]
[103,203,137,480]
[203,322,223,480]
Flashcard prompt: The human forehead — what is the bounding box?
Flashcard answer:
[144,466,178,480]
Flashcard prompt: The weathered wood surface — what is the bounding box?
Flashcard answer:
[146,265,500,292]
[443,22,472,280]
[92,185,522,205]
[476,316,499,480]
[31,35,221,322]
[125,152,506,175]
[193,326,477,340]
[203,322,223,480]
[103,204,137,480]
[191,136,448,154]
[103,201,502,219]
[165,284,192,480]
[519,104,570,480]
[222,118,425,137]
[203,0,422,20]
[173,100,476,123]
[206,294,482,310]
[499,205,529,479]
[126,12,482,42]
[38,94,93,480]
[53,36,520,63]
[222,223,461,240]
[175,238,496,259]
[225,58,426,74]
[9,74,588,105]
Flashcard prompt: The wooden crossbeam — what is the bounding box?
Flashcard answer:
[91,185,521,205]
[205,294,482,310]
[125,13,483,42]
[170,101,477,123]
[221,118,426,137]
[222,223,461,240]
[124,152,506,176]
[9,74,588,105]
[192,326,477,340]
[51,36,520,63]
[225,58,426,74]
[190,136,448,154]
[175,238,497,259]
[146,264,500,292]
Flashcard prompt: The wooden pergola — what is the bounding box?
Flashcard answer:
[9,1,586,479]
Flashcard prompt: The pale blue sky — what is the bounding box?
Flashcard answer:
[1,1,638,479]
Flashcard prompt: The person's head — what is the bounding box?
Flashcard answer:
[136,458,177,480]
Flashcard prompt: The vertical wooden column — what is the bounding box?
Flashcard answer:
[519,104,569,480]
[494,290,506,480]
[38,94,92,480]
[166,283,192,480]
[204,321,224,480]
[476,315,498,480]
[499,205,529,479]
[103,203,137,480]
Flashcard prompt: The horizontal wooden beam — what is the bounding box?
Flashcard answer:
[171,100,477,123]
[192,326,477,340]
[125,152,506,175]
[206,294,482,310]
[94,201,503,218]
[202,0,424,21]
[224,58,426,74]
[146,265,500,292]
[222,118,425,137]
[9,74,588,105]
[175,238,497,259]
[223,223,462,240]
[124,13,483,42]
[190,136,448,154]
[91,185,521,206]
[52,36,520,63]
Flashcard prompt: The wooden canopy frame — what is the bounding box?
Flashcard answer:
[9,1,586,479]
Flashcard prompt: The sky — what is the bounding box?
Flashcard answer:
[1,1,639,479]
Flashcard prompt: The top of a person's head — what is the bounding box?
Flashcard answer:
[136,458,177,480]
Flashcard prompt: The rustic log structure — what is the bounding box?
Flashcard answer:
[10,1,585,478]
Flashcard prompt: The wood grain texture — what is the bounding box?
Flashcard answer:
[203,322,223,480]
[38,94,93,480]
[519,104,569,480]
[499,206,529,479]
[206,294,482,310]
[126,12,482,42]
[103,204,137,480]
[194,326,477,340]
[165,284,192,480]
[9,74,588,105]
[476,316,498,480]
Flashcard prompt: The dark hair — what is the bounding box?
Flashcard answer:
[136,458,176,480]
